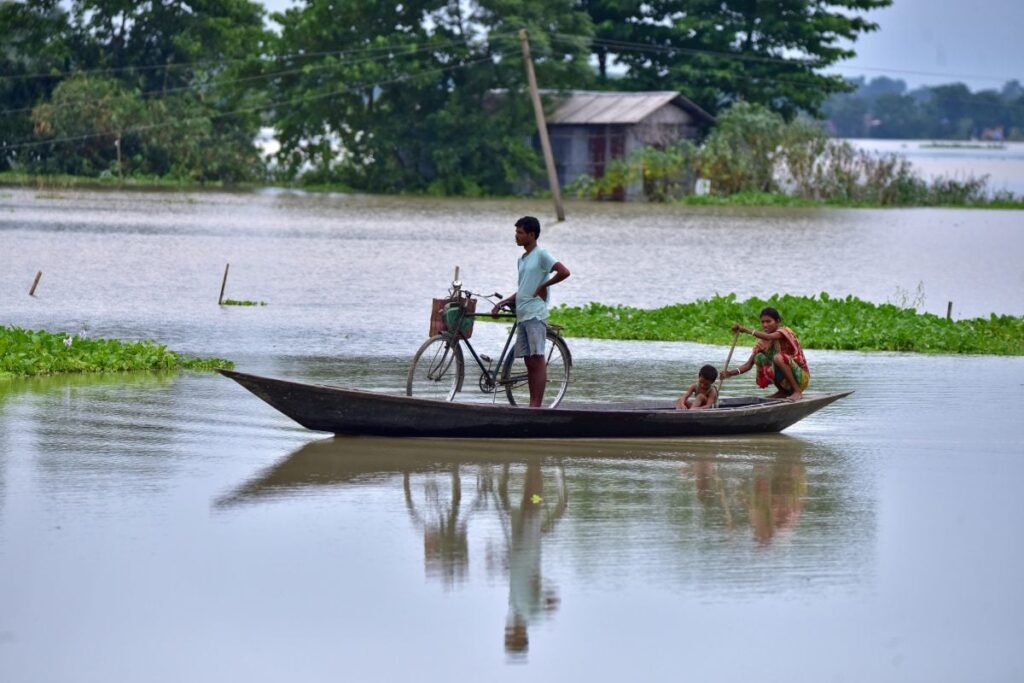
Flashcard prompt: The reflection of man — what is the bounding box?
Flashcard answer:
[504,462,562,659]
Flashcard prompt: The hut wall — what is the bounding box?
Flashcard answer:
[547,103,707,198]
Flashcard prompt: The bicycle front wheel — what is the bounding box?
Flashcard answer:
[502,331,571,408]
[407,334,464,402]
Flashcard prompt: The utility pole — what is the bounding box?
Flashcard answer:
[115,134,123,184]
[518,29,565,222]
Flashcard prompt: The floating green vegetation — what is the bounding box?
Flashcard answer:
[549,294,1024,356]
[0,326,233,378]
[221,299,267,306]
[919,142,1006,150]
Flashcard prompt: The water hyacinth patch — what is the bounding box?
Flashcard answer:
[0,325,233,378]
[549,294,1024,356]
[221,299,267,306]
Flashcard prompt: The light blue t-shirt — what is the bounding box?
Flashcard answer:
[516,246,557,322]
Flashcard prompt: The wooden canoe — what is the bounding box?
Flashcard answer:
[219,369,852,439]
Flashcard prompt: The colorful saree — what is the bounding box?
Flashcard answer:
[754,326,810,393]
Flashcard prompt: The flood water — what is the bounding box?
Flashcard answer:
[1,188,1023,681]
[849,138,1024,197]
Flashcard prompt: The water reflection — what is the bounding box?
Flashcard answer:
[217,434,869,659]
[403,464,473,587]
[399,457,567,658]
[688,453,806,545]
[0,372,300,504]
[499,458,565,660]
[0,373,181,494]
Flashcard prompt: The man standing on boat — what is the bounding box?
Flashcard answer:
[492,216,571,407]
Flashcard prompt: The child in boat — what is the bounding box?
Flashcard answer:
[723,307,809,400]
[676,365,719,410]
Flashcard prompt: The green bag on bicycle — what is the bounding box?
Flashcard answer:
[442,302,475,337]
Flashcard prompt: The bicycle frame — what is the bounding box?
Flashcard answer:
[410,285,571,406]
[445,298,519,391]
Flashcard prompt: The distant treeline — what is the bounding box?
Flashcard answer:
[823,77,1024,140]
[2,0,890,193]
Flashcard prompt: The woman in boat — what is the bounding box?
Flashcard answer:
[721,307,809,400]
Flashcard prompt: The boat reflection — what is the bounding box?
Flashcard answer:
[216,434,861,659]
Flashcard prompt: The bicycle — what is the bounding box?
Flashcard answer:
[406,282,572,408]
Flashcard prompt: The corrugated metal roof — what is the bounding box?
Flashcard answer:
[546,91,688,125]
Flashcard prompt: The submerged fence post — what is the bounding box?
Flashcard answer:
[29,270,42,296]
[219,263,230,305]
[946,301,953,321]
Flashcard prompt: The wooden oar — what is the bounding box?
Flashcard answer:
[715,331,740,408]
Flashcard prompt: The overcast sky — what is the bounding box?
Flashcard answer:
[259,0,1023,92]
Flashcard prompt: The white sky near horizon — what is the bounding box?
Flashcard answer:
[258,0,1022,92]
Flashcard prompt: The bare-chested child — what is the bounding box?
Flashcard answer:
[675,365,719,410]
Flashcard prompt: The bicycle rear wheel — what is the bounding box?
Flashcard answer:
[407,334,464,401]
[502,331,571,408]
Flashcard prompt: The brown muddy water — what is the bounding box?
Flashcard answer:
[1,188,1023,682]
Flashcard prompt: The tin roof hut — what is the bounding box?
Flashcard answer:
[543,90,715,199]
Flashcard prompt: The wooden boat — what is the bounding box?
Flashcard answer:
[220,369,852,439]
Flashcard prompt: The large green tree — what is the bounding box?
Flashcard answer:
[67,0,268,92]
[0,0,74,170]
[3,0,271,179]
[269,0,593,193]
[574,0,642,81]
[595,0,892,119]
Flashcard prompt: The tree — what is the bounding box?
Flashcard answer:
[574,0,642,81]
[697,101,788,193]
[5,1,271,179]
[0,0,74,170]
[31,75,144,175]
[821,89,870,137]
[857,76,906,104]
[872,92,929,139]
[269,0,593,193]
[596,0,892,119]
[67,0,268,93]
[925,83,974,137]
[1001,80,1023,102]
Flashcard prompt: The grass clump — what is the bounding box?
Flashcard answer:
[221,299,266,306]
[0,171,251,191]
[0,325,233,378]
[549,293,1024,355]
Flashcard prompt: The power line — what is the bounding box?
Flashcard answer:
[0,41,482,117]
[547,34,1022,111]
[825,63,1019,86]
[556,33,1020,86]
[568,34,824,68]
[1,54,504,151]
[0,32,514,83]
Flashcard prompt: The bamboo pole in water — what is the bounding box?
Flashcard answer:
[219,264,230,305]
[29,271,42,296]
